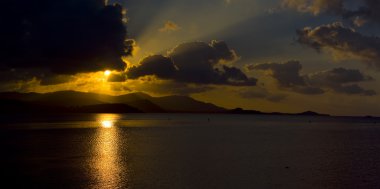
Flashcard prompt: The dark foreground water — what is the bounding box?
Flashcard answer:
[1,114,380,189]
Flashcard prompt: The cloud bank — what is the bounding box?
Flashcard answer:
[283,0,380,26]
[297,22,380,69]
[127,41,257,86]
[249,60,376,96]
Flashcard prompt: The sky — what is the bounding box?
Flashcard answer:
[1,0,380,116]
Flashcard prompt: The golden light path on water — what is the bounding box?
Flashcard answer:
[92,114,126,189]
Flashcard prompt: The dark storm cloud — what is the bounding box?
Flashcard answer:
[283,0,380,26]
[307,67,373,84]
[128,55,177,79]
[251,61,306,87]
[220,66,257,86]
[126,41,257,86]
[306,67,376,95]
[297,22,380,69]
[334,84,376,95]
[250,61,376,96]
[168,41,237,72]
[0,0,133,74]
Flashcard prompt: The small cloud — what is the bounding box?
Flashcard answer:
[159,21,181,33]
[353,16,368,27]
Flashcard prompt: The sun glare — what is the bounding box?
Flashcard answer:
[101,120,113,128]
[104,70,111,76]
[98,114,120,128]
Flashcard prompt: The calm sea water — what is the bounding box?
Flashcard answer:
[1,114,380,189]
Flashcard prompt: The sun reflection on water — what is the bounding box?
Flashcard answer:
[101,120,114,128]
[92,114,127,188]
[98,114,120,128]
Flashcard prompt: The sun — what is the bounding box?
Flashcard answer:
[104,70,111,76]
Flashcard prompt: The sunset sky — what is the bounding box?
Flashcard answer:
[1,0,380,116]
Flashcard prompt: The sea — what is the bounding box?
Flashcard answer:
[1,113,380,189]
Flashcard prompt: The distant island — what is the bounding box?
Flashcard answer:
[0,90,364,117]
[227,108,330,117]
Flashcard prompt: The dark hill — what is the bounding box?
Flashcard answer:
[0,91,226,113]
[71,104,142,113]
